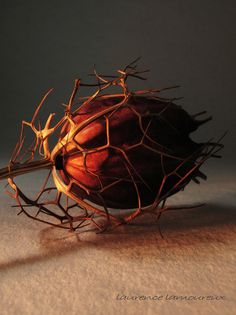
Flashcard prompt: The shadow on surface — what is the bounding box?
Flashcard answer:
[0,203,235,272]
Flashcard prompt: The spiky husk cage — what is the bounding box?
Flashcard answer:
[0,59,223,232]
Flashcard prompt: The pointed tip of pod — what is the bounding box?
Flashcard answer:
[196,116,213,126]
[191,110,213,128]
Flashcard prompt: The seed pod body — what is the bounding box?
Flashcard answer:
[55,95,206,209]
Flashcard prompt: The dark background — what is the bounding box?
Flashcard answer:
[0,0,235,161]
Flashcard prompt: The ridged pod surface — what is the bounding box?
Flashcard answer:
[53,95,210,210]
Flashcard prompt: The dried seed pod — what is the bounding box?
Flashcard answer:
[54,96,209,209]
[0,60,223,231]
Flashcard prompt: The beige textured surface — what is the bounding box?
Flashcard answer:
[0,160,235,315]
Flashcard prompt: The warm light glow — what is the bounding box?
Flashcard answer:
[0,59,223,232]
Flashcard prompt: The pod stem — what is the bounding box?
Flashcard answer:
[0,159,53,181]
